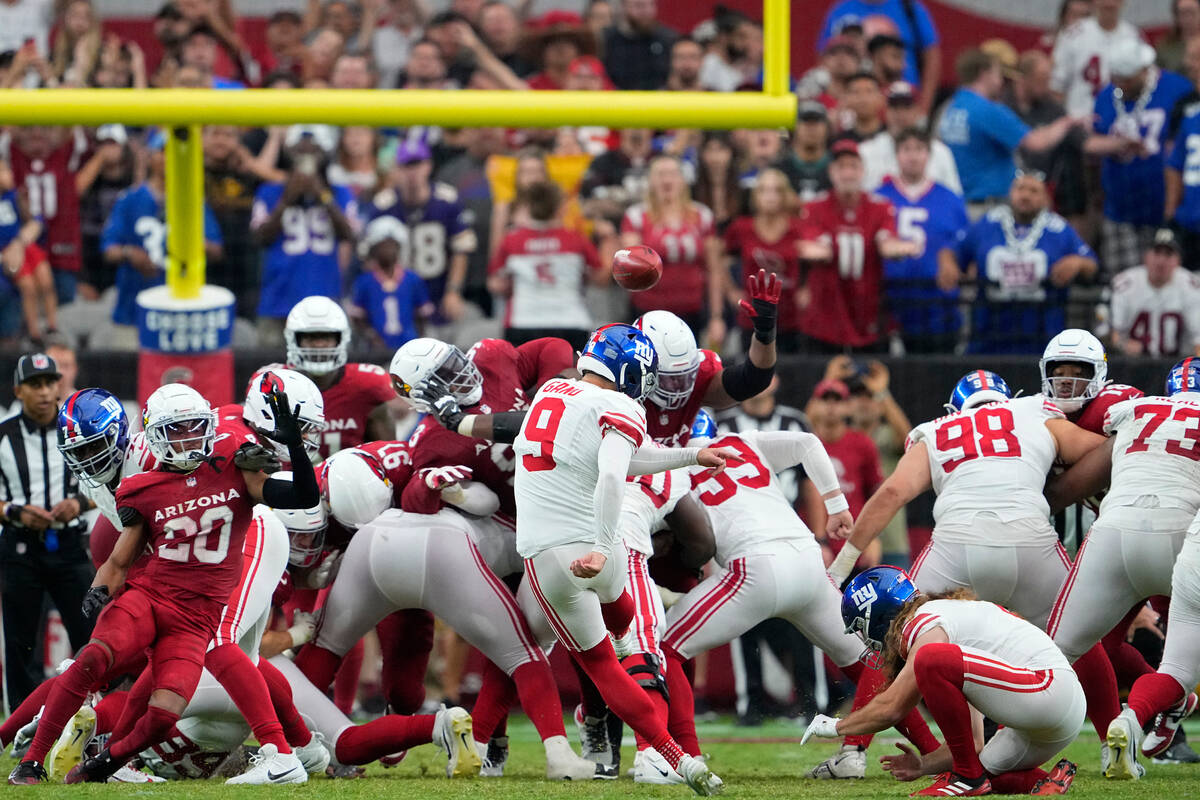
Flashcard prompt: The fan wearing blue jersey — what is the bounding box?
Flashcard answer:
[251,126,358,343]
[1166,94,1200,267]
[940,171,1097,354]
[348,215,433,349]
[1085,39,1192,275]
[101,131,224,344]
[875,128,968,353]
[358,140,477,324]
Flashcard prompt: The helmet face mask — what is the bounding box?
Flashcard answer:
[58,388,130,488]
[390,339,483,412]
[428,347,484,408]
[653,362,700,410]
[285,296,351,376]
[269,472,328,566]
[1039,329,1107,413]
[634,311,699,410]
[143,384,216,473]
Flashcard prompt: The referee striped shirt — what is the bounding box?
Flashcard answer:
[0,409,78,519]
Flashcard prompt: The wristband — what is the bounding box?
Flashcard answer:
[456,414,477,437]
[824,494,850,515]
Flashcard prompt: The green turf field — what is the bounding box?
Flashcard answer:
[10,717,1200,797]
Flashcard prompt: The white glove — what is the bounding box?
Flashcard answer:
[302,549,342,589]
[420,465,473,490]
[287,610,316,647]
[56,658,75,676]
[800,714,841,745]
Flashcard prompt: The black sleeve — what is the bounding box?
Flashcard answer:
[117,506,143,527]
[490,411,528,445]
[260,440,320,509]
[719,358,775,402]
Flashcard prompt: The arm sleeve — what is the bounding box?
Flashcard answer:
[719,358,775,402]
[261,443,320,508]
[751,431,842,496]
[625,444,701,475]
[593,432,636,557]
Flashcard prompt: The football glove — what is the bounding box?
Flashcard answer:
[266,389,304,449]
[82,586,111,621]
[800,714,840,745]
[420,465,473,491]
[234,443,282,473]
[738,268,782,344]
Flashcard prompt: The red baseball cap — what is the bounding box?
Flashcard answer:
[568,55,606,78]
[830,139,861,161]
[812,379,850,400]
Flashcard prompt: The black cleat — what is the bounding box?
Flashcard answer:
[8,761,48,785]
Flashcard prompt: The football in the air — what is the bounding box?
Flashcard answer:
[612,245,663,292]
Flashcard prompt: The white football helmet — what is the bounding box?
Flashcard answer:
[142,383,216,472]
[389,338,483,412]
[323,448,393,530]
[634,311,701,410]
[285,296,351,376]
[1039,329,1108,413]
[269,471,329,567]
[242,368,327,463]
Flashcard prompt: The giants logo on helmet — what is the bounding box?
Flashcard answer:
[850,583,878,612]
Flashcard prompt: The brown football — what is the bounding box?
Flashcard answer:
[612,245,663,292]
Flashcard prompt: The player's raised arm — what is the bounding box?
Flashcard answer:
[747,430,851,535]
[1045,436,1115,514]
[242,389,320,509]
[702,269,780,409]
[828,443,933,587]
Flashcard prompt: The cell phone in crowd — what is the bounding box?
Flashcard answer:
[295,154,318,177]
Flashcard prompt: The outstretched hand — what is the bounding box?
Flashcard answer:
[697,446,741,475]
[738,268,782,345]
[267,389,303,448]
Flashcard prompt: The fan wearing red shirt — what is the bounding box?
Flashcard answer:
[798,140,919,352]
[806,378,883,570]
[621,155,723,344]
[487,181,607,351]
[724,168,806,352]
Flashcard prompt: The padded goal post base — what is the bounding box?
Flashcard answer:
[135,284,236,408]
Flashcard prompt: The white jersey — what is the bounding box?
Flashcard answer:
[907,396,1063,533]
[687,430,815,566]
[1110,266,1200,358]
[1051,17,1144,116]
[82,431,156,527]
[619,469,689,555]
[514,378,647,558]
[859,132,963,196]
[1100,393,1200,518]
[901,598,1071,671]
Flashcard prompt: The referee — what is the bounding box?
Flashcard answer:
[0,354,94,713]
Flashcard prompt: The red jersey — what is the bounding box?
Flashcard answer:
[404,338,575,517]
[799,191,897,347]
[489,225,601,330]
[621,202,715,316]
[821,428,883,556]
[723,215,805,332]
[5,130,86,272]
[645,348,724,447]
[116,427,259,605]
[353,440,416,506]
[1068,383,1144,435]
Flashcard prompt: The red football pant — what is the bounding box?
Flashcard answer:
[911,643,984,779]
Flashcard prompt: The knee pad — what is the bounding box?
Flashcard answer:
[74,643,112,684]
[621,652,669,701]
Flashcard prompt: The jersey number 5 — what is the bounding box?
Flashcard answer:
[935,407,1022,473]
[521,396,565,472]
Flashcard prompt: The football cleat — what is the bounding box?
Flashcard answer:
[380,750,409,768]
[574,705,613,767]
[545,734,615,780]
[47,705,96,781]
[1104,708,1143,780]
[1142,692,1198,759]
[107,765,166,783]
[1153,734,1200,764]
[9,709,41,759]
[479,736,507,777]
[7,761,47,785]
[63,749,120,784]
[633,748,685,784]
[677,753,724,796]
[433,706,481,778]
[1031,759,1077,795]
[294,730,331,774]
[809,744,866,779]
[910,771,992,796]
[225,744,307,784]
[326,763,366,778]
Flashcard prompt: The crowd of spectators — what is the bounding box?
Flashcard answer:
[0,0,1198,359]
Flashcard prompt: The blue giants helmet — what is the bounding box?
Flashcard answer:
[946,370,1012,413]
[1166,357,1200,396]
[577,323,659,400]
[690,409,718,442]
[841,566,919,663]
[57,388,130,487]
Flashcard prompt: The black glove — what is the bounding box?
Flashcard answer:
[82,586,111,621]
[234,443,282,474]
[267,389,303,449]
[430,394,466,432]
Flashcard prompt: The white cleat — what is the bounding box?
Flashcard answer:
[545,734,615,779]
[107,765,165,783]
[1104,708,1143,780]
[677,753,724,796]
[633,748,685,784]
[46,705,95,781]
[808,744,866,779]
[225,743,308,784]
[433,706,481,778]
[573,704,613,767]
[294,730,331,775]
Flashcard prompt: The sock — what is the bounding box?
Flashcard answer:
[1128,672,1187,728]
[988,767,1047,793]
[333,638,364,715]
[471,661,517,744]
[571,639,684,770]
[600,590,635,635]
[1102,618,1154,687]
[840,661,882,750]
[334,714,436,765]
[911,643,984,780]
[24,644,108,764]
[110,669,154,744]
[205,644,290,753]
[93,691,129,735]
[664,649,701,756]
[376,610,435,714]
[257,659,312,747]
[1073,643,1121,738]
[571,660,608,718]
[0,677,55,746]
[293,643,342,692]
[108,705,179,761]
[512,660,567,740]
